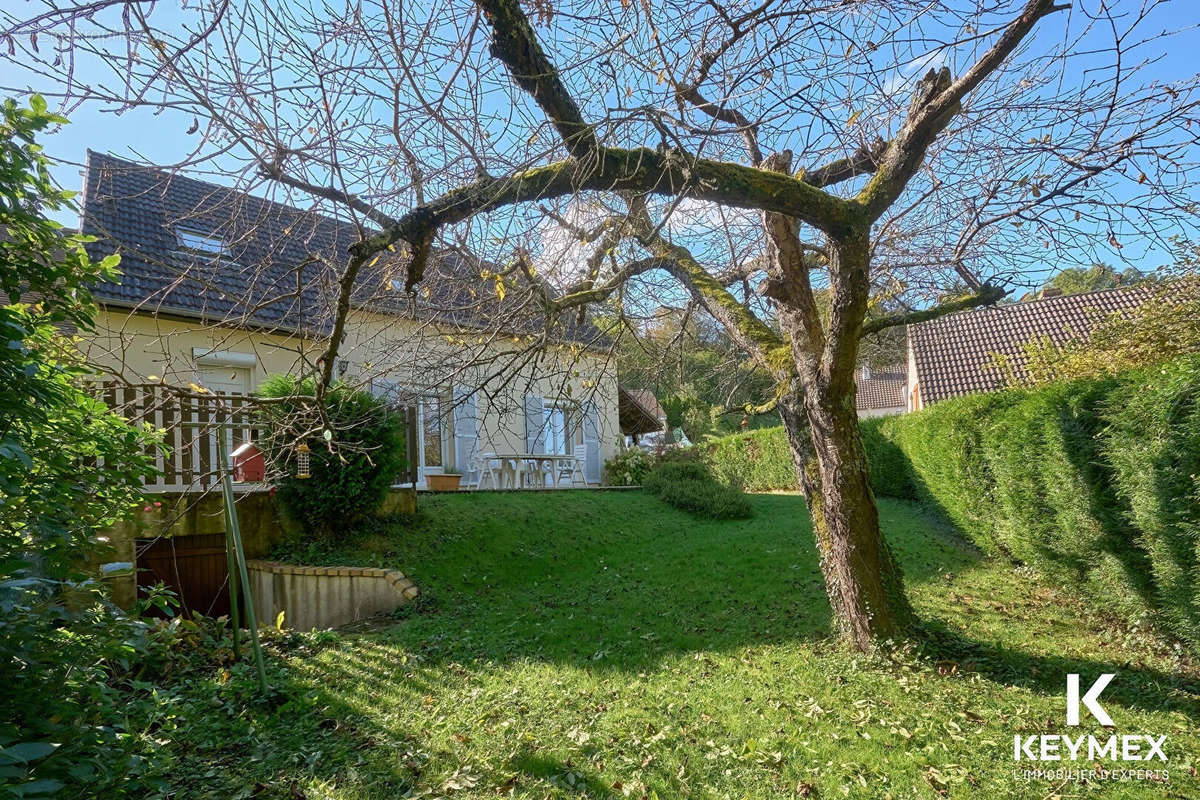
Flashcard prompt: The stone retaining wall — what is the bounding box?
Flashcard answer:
[246,560,418,630]
[99,486,417,608]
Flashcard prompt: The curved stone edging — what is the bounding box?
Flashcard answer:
[245,559,419,630]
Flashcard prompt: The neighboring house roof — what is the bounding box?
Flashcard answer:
[907,284,1156,405]
[79,150,608,348]
[618,387,666,435]
[855,364,906,411]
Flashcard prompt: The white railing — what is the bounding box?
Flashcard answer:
[97,382,263,493]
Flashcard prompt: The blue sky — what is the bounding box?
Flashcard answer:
[2,0,1197,280]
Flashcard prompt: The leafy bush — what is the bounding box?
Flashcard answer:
[1,96,168,797]
[1006,274,1200,387]
[604,447,653,485]
[643,458,753,520]
[886,357,1200,647]
[258,375,407,539]
[703,426,795,492]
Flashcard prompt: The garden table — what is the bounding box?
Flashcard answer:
[486,453,588,489]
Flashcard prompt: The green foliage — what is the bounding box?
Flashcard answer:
[700,358,1200,649]
[603,446,653,485]
[1011,275,1200,386]
[703,426,796,492]
[702,421,914,500]
[643,455,753,520]
[885,357,1200,647]
[1041,262,1146,296]
[857,417,916,500]
[0,96,164,798]
[257,374,407,539]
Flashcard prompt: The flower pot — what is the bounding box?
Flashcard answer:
[427,473,463,491]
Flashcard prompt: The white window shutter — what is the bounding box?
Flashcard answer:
[452,386,479,483]
[583,402,601,482]
[524,393,545,454]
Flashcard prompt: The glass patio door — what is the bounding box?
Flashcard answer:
[371,379,445,487]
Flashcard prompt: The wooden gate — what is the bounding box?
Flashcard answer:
[136,534,233,618]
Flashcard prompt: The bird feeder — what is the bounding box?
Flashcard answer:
[295,442,311,479]
[231,442,265,482]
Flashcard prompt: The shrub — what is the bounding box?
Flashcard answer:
[703,426,795,492]
[643,459,753,520]
[1,97,166,797]
[258,375,407,539]
[887,357,1200,648]
[604,447,653,485]
[702,420,916,499]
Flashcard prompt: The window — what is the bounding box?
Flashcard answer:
[423,395,444,467]
[541,403,573,455]
[176,227,228,255]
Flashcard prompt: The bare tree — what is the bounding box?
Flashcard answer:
[5,0,1197,650]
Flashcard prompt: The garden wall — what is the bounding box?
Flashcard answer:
[702,355,1200,648]
[99,487,417,608]
[246,560,418,630]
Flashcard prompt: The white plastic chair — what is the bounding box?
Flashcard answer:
[473,452,502,490]
[556,447,588,487]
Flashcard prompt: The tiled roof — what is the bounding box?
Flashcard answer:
[908,284,1156,404]
[618,386,665,435]
[855,364,906,410]
[79,151,608,348]
[624,388,666,422]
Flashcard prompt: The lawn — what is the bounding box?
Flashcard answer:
[148,492,1199,799]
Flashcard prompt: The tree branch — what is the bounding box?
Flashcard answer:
[475,0,597,158]
[860,284,1007,336]
[354,147,861,289]
[858,0,1068,219]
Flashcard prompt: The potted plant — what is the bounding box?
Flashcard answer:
[427,468,463,492]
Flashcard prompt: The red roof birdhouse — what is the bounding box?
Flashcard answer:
[231,442,265,482]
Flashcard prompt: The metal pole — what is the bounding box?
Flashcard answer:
[222,502,241,661]
[217,430,268,693]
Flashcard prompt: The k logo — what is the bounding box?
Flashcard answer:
[1066,673,1114,727]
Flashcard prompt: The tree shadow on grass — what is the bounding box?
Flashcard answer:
[147,641,419,799]
[914,618,1200,723]
[508,752,640,799]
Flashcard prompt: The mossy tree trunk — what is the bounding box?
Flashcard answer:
[773,231,914,648]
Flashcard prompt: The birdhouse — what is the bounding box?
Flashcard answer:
[231,442,265,482]
[295,442,311,479]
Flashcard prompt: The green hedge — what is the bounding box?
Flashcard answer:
[701,418,916,499]
[705,426,795,492]
[701,356,1200,647]
[643,459,753,520]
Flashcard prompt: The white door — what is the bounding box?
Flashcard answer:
[197,366,251,478]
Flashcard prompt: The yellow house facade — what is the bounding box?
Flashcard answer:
[79,152,620,487]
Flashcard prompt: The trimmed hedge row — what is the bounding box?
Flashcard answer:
[701,356,1200,646]
[703,418,916,500]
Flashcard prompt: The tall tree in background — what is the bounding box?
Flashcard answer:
[6,0,1197,649]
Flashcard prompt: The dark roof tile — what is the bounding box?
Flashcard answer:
[80,151,609,348]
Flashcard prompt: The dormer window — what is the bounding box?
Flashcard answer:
[176,227,227,255]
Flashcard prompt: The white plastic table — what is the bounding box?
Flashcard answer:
[486,453,588,489]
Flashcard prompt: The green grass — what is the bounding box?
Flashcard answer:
[150,492,1199,799]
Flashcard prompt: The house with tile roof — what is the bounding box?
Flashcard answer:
[905,284,1158,411]
[854,364,907,418]
[76,151,620,487]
